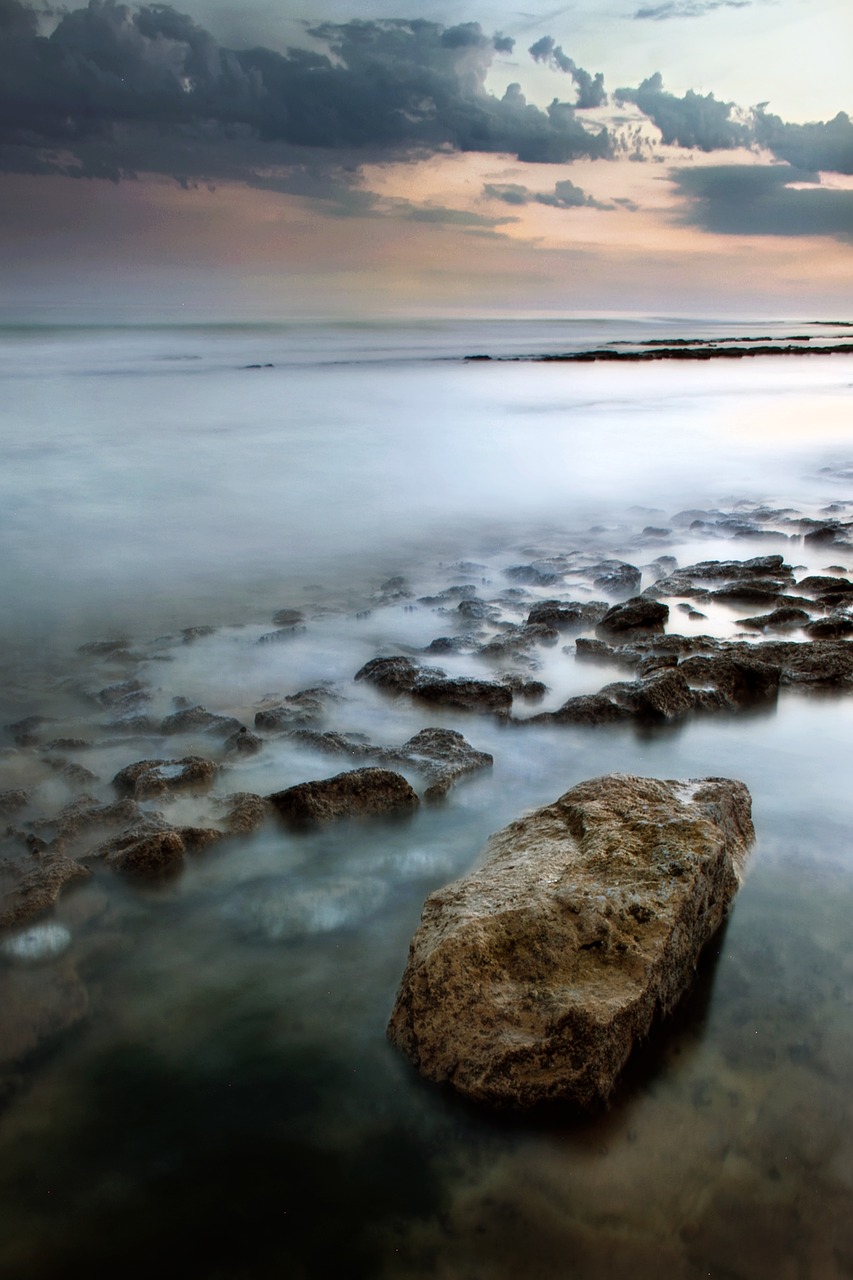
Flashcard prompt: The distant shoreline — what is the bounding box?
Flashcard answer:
[465,339,853,364]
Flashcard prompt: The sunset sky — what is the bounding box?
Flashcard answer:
[1,0,851,320]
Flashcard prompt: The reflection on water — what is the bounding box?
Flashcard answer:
[1,323,853,1277]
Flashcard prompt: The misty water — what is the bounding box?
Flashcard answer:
[1,319,853,1278]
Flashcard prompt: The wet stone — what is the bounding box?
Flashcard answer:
[269,767,420,828]
[160,705,244,737]
[112,756,218,799]
[597,598,669,634]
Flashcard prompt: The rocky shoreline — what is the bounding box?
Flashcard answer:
[2,485,853,1104]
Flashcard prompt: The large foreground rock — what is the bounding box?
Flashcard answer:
[388,774,754,1108]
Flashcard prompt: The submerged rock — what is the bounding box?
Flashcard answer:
[269,767,419,827]
[355,656,513,715]
[388,773,754,1108]
[592,561,642,597]
[597,598,669,633]
[0,854,91,930]
[160,705,244,737]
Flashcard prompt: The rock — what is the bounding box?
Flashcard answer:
[353,656,423,692]
[0,854,91,930]
[355,657,513,714]
[104,828,186,875]
[387,729,493,803]
[737,607,810,630]
[683,555,791,581]
[600,669,695,721]
[5,715,50,746]
[804,614,853,639]
[504,564,562,587]
[456,599,495,621]
[598,598,669,633]
[271,608,305,627]
[269,768,419,827]
[499,675,547,701]
[254,690,326,730]
[224,727,264,754]
[706,579,789,604]
[181,625,217,643]
[112,756,218,799]
[539,694,634,726]
[412,677,513,715]
[387,773,754,1108]
[219,792,271,834]
[592,561,642,597]
[160,705,244,737]
[95,679,149,708]
[678,655,780,707]
[257,626,306,644]
[527,601,608,629]
[476,623,557,657]
[795,575,853,598]
[0,790,29,816]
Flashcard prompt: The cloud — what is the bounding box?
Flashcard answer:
[615,72,750,151]
[634,1,750,19]
[528,35,607,109]
[671,163,853,239]
[754,110,853,176]
[0,3,613,185]
[483,177,614,210]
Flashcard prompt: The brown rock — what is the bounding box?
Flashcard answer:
[598,598,669,633]
[0,854,91,929]
[112,756,218,798]
[269,767,419,827]
[105,829,186,875]
[220,792,272,834]
[388,773,754,1108]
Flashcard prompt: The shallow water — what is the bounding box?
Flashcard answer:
[1,319,853,1278]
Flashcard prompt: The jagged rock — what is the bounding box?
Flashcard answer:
[33,796,144,849]
[592,561,642,597]
[269,768,419,827]
[257,625,307,644]
[600,669,695,721]
[95,680,149,708]
[706,579,789,603]
[795,575,853,598]
[456,599,495,621]
[683,555,791,581]
[0,854,91,929]
[499,675,547,701]
[112,756,218,799]
[527,601,608,629]
[538,694,633,726]
[598,598,669,634]
[353,656,427,693]
[678,655,780,707]
[181,626,217,643]
[99,822,220,875]
[160,705,243,737]
[224,727,264,754]
[387,773,754,1108]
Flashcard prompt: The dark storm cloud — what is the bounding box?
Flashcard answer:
[483,178,614,210]
[754,110,853,176]
[615,73,750,151]
[671,164,853,240]
[0,1,611,184]
[634,1,750,19]
[528,36,607,109]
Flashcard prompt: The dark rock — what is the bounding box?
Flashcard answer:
[602,668,695,721]
[592,561,642,597]
[224,727,264,754]
[388,774,754,1108]
[541,694,634,726]
[804,614,853,639]
[159,705,244,737]
[795,575,853,597]
[290,729,374,760]
[456,599,494,621]
[6,715,50,746]
[527,600,608,629]
[681,555,791,581]
[500,675,548,701]
[678,655,780,707]
[354,656,423,693]
[412,677,513,715]
[112,756,218,799]
[804,524,842,544]
[181,626,217,643]
[257,625,307,644]
[95,680,150,708]
[598,598,669,633]
[574,637,641,667]
[477,623,558,657]
[737,607,810,630]
[706,579,789,603]
[269,768,419,827]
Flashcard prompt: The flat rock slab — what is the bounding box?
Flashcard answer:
[269,767,419,827]
[388,773,754,1109]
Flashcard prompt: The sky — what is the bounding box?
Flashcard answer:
[0,0,851,320]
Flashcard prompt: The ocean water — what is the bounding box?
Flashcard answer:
[1,319,853,1278]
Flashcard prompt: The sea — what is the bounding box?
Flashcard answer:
[1,316,852,1278]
